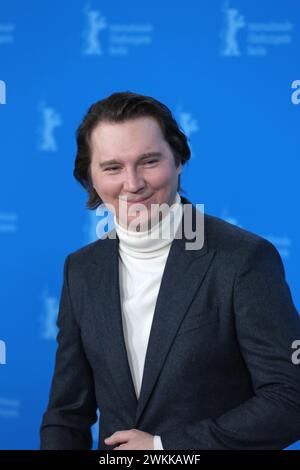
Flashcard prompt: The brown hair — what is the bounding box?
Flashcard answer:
[74,91,191,209]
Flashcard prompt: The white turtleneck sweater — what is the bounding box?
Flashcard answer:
[113,192,183,451]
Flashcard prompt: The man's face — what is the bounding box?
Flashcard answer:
[90,116,182,230]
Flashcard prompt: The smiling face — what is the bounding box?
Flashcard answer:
[89,116,182,230]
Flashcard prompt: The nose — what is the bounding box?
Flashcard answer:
[122,168,145,193]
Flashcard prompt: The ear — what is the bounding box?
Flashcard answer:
[177,162,182,175]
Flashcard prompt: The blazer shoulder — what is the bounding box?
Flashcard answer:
[66,232,115,268]
[204,213,279,259]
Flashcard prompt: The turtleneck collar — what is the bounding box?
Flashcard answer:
[113,192,183,259]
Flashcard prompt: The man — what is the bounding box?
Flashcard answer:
[40,92,300,450]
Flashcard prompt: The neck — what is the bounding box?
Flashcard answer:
[113,192,183,259]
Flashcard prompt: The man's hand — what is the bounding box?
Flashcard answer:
[104,428,154,450]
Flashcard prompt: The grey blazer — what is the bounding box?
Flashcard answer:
[40,196,300,450]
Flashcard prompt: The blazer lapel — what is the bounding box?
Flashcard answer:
[90,234,139,422]
[134,201,216,425]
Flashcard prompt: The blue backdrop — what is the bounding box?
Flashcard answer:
[0,0,299,450]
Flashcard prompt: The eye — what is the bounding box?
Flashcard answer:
[143,159,158,165]
[104,166,120,172]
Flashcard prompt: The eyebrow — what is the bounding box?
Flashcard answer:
[98,152,163,169]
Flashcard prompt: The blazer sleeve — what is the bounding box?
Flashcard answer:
[160,239,300,449]
[40,255,98,449]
